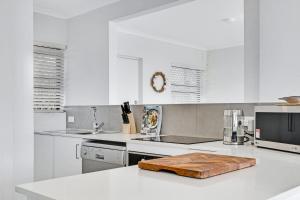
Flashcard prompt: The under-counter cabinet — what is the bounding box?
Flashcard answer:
[34,134,83,181]
[34,134,54,181]
[54,136,82,178]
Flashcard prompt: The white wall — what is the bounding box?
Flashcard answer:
[34,13,68,45]
[111,31,245,104]
[260,0,300,102]
[66,0,261,105]
[33,14,67,131]
[206,46,244,103]
[0,0,33,199]
[34,113,66,132]
[65,0,192,106]
[33,0,260,105]
[110,31,206,104]
[0,2,14,198]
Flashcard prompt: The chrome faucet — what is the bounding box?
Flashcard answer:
[91,107,104,134]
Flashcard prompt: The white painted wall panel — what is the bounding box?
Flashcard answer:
[66,0,260,105]
[244,0,259,102]
[0,1,14,199]
[34,113,66,132]
[260,0,300,102]
[206,46,244,103]
[111,32,205,104]
[65,0,191,106]
[0,0,34,199]
[34,13,68,45]
[33,14,68,134]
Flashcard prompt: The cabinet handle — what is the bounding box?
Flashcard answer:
[75,144,80,159]
[288,114,294,132]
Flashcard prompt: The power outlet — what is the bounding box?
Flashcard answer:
[68,116,75,123]
[244,116,255,131]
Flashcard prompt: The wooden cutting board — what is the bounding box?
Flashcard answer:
[138,153,256,179]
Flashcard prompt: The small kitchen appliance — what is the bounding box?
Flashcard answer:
[255,106,300,153]
[223,110,245,145]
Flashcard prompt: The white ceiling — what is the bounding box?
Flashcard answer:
[34,0,120,19]
[116,0,244,50]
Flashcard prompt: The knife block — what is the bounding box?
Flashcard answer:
[122,124,131,134]
[127,113,137,134]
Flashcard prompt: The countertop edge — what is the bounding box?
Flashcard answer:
[16,186,54,200]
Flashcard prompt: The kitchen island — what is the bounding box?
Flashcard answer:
[16,141,300,200]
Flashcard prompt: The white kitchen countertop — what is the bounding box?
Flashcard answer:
[16,138,300,200]
[35,129,142,142]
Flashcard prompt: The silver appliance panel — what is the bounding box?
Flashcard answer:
[255,106,300,154]
[255,140,300,154]
[81,141,126,173]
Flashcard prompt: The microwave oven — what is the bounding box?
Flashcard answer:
[255,106,300,153]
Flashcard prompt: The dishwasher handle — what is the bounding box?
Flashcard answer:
[95,154,104,160]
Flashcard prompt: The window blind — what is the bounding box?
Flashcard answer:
[34,44,64,112]
[170,65,203,103]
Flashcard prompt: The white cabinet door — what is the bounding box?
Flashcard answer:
[54,136,82,178]
[34,134,54,181]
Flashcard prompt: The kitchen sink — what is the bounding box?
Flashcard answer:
[69,130,93,135]
[45,129,119,135]
[65,129,119,135]
[100,130,119,134]
[51,130,93,135]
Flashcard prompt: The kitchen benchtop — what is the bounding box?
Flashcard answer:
[35,130,142,143]
[16,140,300,200]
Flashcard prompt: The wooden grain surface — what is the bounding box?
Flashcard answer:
[138,153,256,179]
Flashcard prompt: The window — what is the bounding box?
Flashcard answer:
[170,65,203,103]
[33,43,65,112]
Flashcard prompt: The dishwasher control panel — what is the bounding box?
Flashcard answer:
[81,140,126,166]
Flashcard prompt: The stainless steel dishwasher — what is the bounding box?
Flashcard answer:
[81,140,126,173]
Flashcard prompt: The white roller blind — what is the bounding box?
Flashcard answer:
[170,65,203,103]
[34,44,64,112]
